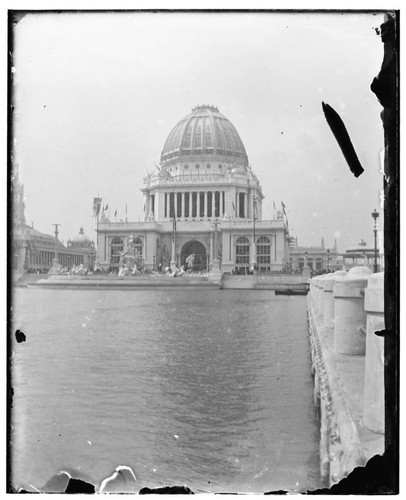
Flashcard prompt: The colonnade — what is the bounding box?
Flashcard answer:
[164,191,225,219]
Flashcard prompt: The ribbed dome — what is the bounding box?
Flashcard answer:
[71,227,92,247]
[161,105,248,166]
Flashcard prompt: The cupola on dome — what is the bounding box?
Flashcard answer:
[161,105,248,167]
[69,227,93,248]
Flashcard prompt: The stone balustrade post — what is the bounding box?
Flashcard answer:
[310,277,318,308]
[362,272,385,434]
[333,266,372,355]
[323,270,347,329]
[318,274,331,322]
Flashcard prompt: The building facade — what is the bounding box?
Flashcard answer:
[12,169,96,275]
[95,105,291,274]
[289,236,340,274]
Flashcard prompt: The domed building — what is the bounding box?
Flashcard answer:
[67,227,96,269]
[12,168,96,276]
[95,105,291,274]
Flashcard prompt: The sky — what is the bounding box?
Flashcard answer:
[11,10,386,252]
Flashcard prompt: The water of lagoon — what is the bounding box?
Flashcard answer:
[10,288,321,493]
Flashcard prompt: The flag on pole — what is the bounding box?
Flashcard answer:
[92,197,102,217]
[114,210,117,217]
[125,204,128,221]
[281,201,286,215]
[273,201,277,211]
[232,201,235,212]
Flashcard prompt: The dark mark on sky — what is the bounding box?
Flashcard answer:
[15,329,26,343]
[321,101,364,178]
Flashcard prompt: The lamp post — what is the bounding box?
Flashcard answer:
[52,223,60,266]
[371,208,379,273]
[252,195,258,275]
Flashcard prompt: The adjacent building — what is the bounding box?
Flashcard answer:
[12,169,96,275]
[289,236,340,273]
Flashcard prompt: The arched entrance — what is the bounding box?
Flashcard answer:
[181,240,207,271]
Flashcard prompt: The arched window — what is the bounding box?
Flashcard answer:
[257,236,271,264]
[133,237,143,256]
[110,237,123,264]
[236,236,250,264]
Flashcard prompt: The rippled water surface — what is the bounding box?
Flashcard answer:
[11,288,320,493]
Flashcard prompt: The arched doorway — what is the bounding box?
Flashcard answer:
[181,240,207,271]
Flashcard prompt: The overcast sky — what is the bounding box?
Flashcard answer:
[12,10,385,251]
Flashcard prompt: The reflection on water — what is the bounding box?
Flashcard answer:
[11,289,321,493]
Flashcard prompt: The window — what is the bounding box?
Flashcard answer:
[194,124,202,148]
[192,192,197,218]
[151,194,155,215]
[111,237,124,264]
[205,124,212,148]
[184,192,190,218]
[199,192,205,218]
[207,192,212,218]
[236,236,250,264]
[133,237,143,256]
[177,193,182,218]
[169,192,175,218]
[257,236,271,264]
[215,191,220,218]
[239,193,245,218]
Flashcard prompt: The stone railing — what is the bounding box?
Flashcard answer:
[307,267,384,487]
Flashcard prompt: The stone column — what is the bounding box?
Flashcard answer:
[363,272,385,434]
[166,193,170,219]
[204,191,208,218]
[317,274,331,321]
[333,266,372,355]
[323,270,347,328]
[180,192,184,218]
[212,191,216,218]
[189,193,193,219]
